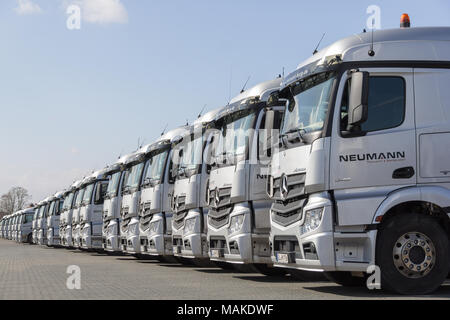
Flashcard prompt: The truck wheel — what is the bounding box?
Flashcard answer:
[252,264,286,277]
[27,234,33,244]
[289,269,327,281]
[324,272,366,286]
[376,213,449,295]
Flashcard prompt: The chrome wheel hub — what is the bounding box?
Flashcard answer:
[393,232,435,279]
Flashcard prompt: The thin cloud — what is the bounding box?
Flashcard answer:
[72,0,128,24]
[14,0,42,15]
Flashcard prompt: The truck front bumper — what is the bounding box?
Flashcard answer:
[270,194,377,273]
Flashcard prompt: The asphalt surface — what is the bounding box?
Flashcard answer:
[1,239,450,300]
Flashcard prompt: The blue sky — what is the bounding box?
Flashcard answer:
[0,0,449,202]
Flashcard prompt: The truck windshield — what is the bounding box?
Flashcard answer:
[63,192,74,211]
[47,201,55,217]
[176,134,203,177]
[282,72,335,135]
[106,171,121,198]
[75,188,85,208]
[125,162,145,190]
[38,205,46,218]
[213,110,256,165]
[25,214,33,223]
[82,184,94,205]
[143,150,168,186]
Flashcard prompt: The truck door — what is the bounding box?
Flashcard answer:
[330,68,416,225]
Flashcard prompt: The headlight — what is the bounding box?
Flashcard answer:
[228,214,244,234]
[183,218,196,235]
[149,221,160,234]
[301,208,324,234]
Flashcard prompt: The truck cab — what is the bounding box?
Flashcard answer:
[37,198,50,245]
[119,150,147,254]
[80,170,109,250]
[102,155,132,252]
[206,78,285,274]
[72,180,87,248]
[46,191,64,246]
[32,207,40,244]
[12,213,18,241]
[269,26,450,294]
[61,180,82,247]
[170,109,222,262]
[139,127,188,257]
[18,208,35,243]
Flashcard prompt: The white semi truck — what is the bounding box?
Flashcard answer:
[18,208,35,243]
[80,169,109,250]
[37,198,50,245]
[32,206,40,244]
[206,78,287,275]
[46,191,64,246]
[12,212,19,241]
[61,180,82,247]
[170,109,222,263]
[102,154,132,252]
[138,127,188,258]
[71,181,86,248]
[119,150,147,254]
[268,24,450,294]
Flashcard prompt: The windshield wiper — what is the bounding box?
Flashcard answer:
[282,128,307,144]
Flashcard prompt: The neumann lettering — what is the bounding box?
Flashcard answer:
[339,151,405,162]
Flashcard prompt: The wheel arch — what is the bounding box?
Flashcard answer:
[372,186,450,231]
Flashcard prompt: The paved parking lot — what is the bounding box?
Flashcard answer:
[1,239,450,300]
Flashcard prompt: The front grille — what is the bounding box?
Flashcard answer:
[271,197,306,226]
[121,218,131,233]
[139,202,152,231]
[272,173,306,201]
[173,195,186,213]
[270,173,307,226]
[208,187,232,229]
[172,211,187,230]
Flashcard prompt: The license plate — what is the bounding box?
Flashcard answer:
[276,253,291,264]
[210,249,222,258]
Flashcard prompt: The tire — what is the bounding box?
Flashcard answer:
[27,233,33,244]
[376,213,449,295]
[324,272,366,286]
[252,264,287,277]
[289,269,328,282]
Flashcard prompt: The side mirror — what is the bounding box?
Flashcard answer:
[267,91,280,107]
[347,71,369,131]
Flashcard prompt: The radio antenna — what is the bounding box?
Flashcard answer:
[161,123,168,136]
[368,20,375,56]
[198,104,207,118]
[240,76,251,94]
[227,66,233,105]
[313,33,325,55]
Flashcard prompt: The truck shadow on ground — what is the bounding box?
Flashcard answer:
[301,283,450,299]
[233,275,314,283]
[194,268,238,274]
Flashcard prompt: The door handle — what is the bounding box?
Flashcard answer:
[393,167,415,179]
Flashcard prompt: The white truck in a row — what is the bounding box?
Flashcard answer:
[3,19,449,295]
